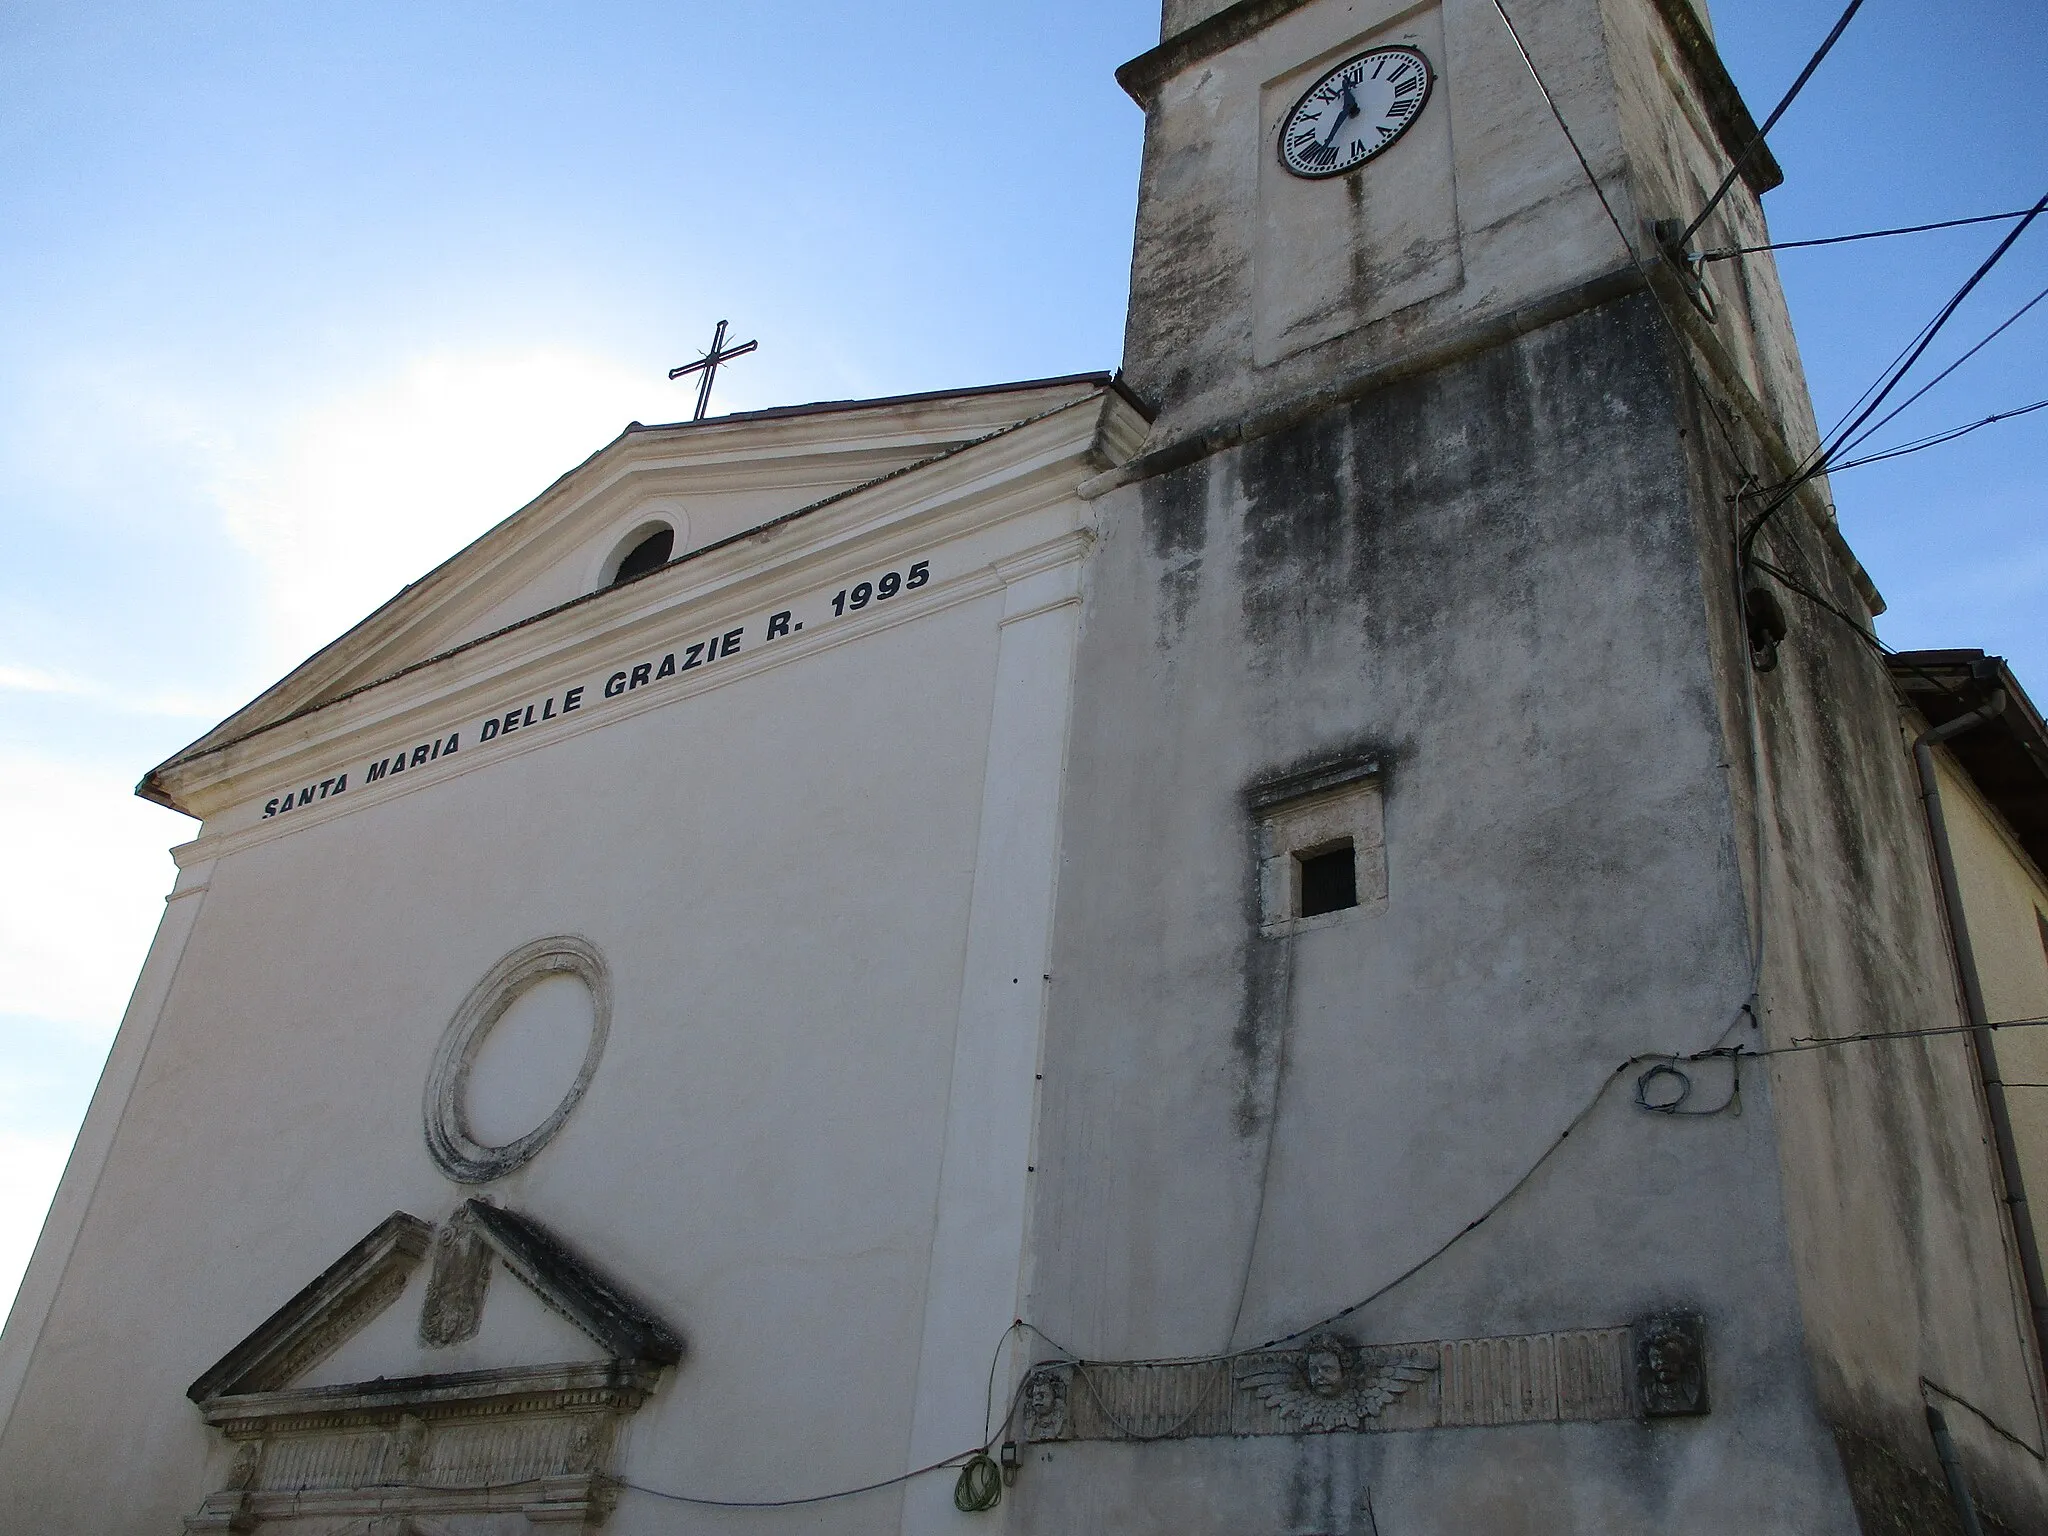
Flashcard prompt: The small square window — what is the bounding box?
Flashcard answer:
[1250,756,1387,936]
[1297,844,1357,917]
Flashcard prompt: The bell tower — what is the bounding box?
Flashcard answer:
[1111,0,1821,473]
[1023,0,2048,1530]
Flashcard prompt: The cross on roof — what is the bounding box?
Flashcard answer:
[667,319,759,421]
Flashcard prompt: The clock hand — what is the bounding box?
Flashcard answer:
[1321,81,1365,147]
[1321,96,1355,148]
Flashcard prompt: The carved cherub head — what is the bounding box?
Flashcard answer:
[1023,1367,1068,1440]
[1634,1312,1708,1417]
[1301,1333,1352,1398]
[1643,1330,1701,1403]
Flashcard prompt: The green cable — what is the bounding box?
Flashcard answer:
[953,1454,1003,1513]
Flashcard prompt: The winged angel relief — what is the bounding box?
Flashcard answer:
[1233,1332,1436,1432]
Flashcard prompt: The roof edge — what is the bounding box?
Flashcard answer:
[139,373,1135,809]
[622,371,1118,436]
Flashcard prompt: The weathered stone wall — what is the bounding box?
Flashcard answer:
[1124,0,1642,456]
[1684,348,2048,1529]
[1025,292,1865,1531]
[1599,0,1823,463]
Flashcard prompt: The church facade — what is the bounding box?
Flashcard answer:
[6,1,2047,1533]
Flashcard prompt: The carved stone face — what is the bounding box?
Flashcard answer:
[1634,1314,1708,1418]
[1023,1371,1067,1442]
[1646,1336,1695,1390]
[1304,1347,1345,1397]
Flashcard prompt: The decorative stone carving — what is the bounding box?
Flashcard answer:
[187,1213,432,1403]
[1023,1315,1690,1442]
[224,1440,263,1491]
[1022,1365,1069,1442]
[1233,1332,1434,1432]
[384,1414,428,1484]
[418,1206,492,1348]
[424,936,612,1185]
[185,1202,683,1533]
[1635,1311,1709,1417]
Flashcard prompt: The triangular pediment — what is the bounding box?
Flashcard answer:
[187,1200,681,1409]
[300,1224,603,1388]
[144,372,1135,813]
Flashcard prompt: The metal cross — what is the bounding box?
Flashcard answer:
[667,319,758,421]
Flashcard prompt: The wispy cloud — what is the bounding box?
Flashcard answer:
[0,664,233,719]
[0,751,181,1034]
[204,346,673,668]
[0,664,88,696]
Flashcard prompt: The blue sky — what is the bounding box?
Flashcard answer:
[1,0,2042,1313]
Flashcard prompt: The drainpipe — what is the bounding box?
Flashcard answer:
[1913,692,2048,1379]
[1927,1405,1988,1536]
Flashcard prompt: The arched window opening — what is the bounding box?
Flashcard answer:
[609,526,674,587]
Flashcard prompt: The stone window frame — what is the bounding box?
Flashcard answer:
[1249,756,1389,939]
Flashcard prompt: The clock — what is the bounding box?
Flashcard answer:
[1278,46,1434,179]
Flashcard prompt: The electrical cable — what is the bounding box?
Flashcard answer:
[1699,209,2048,262]
[1491,0,1636,271]
[1739,190,2048,568]
[1492,0,1784,1035]
[1834,282,2048,460]
[605,1325,1039,1512]
[1748,557,1877,644]
[1745,554,2000,726]
[1776,189,2046,506]
[619,1451,981,1510]
[1825,396,2048,476]
[438,1017,2048,1514]
[1487,0,1760,483]
[1244,1039,1750,1353]
[1013,1038,1756,1378]
[1751,1016,2048,1059]
[1670,0,1869,253]
[1744,554,2008,761]
[1828,395,2048,474]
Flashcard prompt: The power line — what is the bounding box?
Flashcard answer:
[1836,281,2048,459]
[1825,397,2048,475]
[1755,1017,2048,1059]
[1745,554,1994,723]
[1671,0,1870,253]
[1739,189,2048,568]
[1818,192,2048,468]
[1700,209,2045,263]
[1486,0,1760,483]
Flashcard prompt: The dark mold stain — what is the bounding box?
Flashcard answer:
[1142,465,1210,642]
[1234,932,1291,1141]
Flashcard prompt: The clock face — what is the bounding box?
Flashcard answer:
[1279,46,1434,179]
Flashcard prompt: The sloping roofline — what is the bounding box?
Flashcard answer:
[620,371,1119,435]
[139,371,1137,809]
